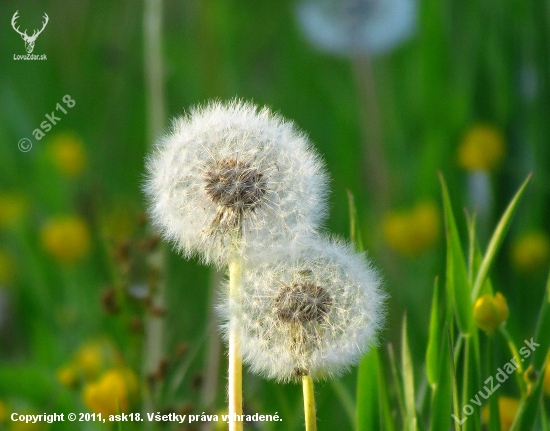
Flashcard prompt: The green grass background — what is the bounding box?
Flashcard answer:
[0,0,549,429]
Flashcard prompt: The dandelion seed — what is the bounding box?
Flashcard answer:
[222,236,385,382]
[144,100,329,266]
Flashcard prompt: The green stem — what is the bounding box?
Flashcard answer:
[461,336,471,431]
[499,326,526,397]
[487,334,501,431]
[142,0,167,419]
[228,259,243,431]
[302,374,317,431]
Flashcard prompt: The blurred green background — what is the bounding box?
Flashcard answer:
[1,0,549,429]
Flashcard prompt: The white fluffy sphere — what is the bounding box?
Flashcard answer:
[144,100,329,266]
[222,236,386,382]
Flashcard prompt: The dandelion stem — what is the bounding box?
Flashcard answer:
[228,258,243,431]
[302,374,317,431]
[142,0,166,418]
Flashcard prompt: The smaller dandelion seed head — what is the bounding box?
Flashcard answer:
[219,235,386,382]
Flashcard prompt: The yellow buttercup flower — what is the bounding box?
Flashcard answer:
[0,193,27,229]
[83,368,138,416]
[73,340,122,381]
[481,396,520,431]
[383,201,440,256]
[40,217,91,264]
[458,124,506,171]
[511,232,550,273]
[473,292,509,334]
[48,132,86,177]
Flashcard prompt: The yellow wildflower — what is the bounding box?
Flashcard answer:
[0,193,27,229]
[83,368,138,416]
[40,217,91,264]
[458,124,506,171]
[73,340,122,381]
[48,132,86,177]
[56,366,78,388]
[481,396,520,431]
[511,231,550,273]
[382,201,440,256]
[473,292,509,334]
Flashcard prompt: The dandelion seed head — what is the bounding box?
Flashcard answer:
[144,100,329,266]
[221,236,386,382]
[297,0,417,56]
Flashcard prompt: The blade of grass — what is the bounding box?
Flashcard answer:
[499,326,526,397]
[487,334,501,431]
[509,362,546,431]
[429,327,452,431]
[402,314,418,431]
[331,379,356,429]
[388,343,406,425]
[426,277,441,388]
[470,174,531,301]
[439,173,472,335]
[347,189,364,251]
[357,349,382,431]
[448,327,463,431]
[532,270,550,370]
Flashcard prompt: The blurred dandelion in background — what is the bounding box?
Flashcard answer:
[296,0,417,55]
[40,216,91,265]
[382,201,440,256]
[47,132,87,178]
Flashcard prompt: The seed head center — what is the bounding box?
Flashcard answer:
[205,158,267,213]
[274,281,332,325]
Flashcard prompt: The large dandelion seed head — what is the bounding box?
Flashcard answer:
[144,101,329,266]
[221,236,386,382]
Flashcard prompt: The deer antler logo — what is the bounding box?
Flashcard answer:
[11,11,49,54]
